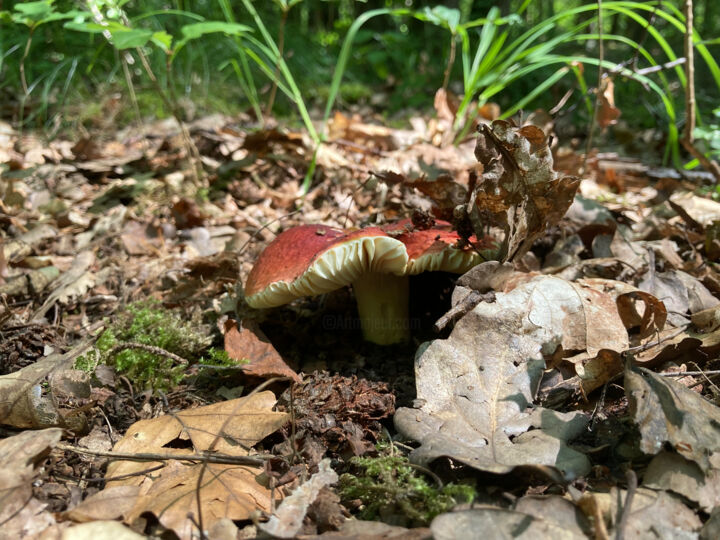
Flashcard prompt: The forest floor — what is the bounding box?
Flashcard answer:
[2,101,720,539]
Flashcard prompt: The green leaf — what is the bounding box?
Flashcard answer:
[420,6,461,33]
[14,0,54,20]
[65,20,156,49]
[151,30,173,52]
[172,21,251,59]
[180,21,251,41]
[111,28,154,49]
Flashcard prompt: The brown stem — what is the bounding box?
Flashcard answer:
[683,0,695,142]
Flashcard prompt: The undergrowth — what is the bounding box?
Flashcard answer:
[75,300,235,390]
[339,443,476,527]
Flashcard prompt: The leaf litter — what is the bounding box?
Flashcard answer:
[2,103,720,539]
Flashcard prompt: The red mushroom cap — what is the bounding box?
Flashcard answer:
[382,219,484,274]
[244,220,490,310]
[244,224,408,308]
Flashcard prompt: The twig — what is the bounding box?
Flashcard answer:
[623,326,688,355]
[658,369,720,377]
[237,209,303,257]
[433,290,489,332]
[634,57,685,76]
[55,442,272,466]
[614,469,637,540]
[55,464,165,484]
[683,0,695,142]
[108,341,189,365]
[680,138,720,183]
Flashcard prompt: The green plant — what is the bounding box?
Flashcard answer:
[688,106,720,167]
[74,301,214,390]
[63,0,252,190]
[0,0,88,129]
[339,448,475,526]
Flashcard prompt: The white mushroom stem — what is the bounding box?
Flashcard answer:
[352,272,410,345]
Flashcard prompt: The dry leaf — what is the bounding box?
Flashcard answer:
[432,508,586,540]
[643,452,720,513]
[0,429,62,539]
[64,486,141,523]
[224,319,300,382]
[395,276,596,479]
[626,366,720,472]
[597,78,621,128]
[104,392,289,540]
[260,459,339,538]
[472,120,579,261]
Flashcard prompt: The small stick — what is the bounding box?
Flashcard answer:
[55,442,271,466]
[683,0,695,142]
[433,290,488,332]
[614,469,638,540]
[109,342,189,365]
[658,369,720,377]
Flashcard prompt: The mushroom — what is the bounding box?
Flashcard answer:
[244,220,485,345]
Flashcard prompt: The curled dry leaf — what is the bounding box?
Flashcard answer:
[471,120,580,262]
[597,77,621,128]
[616,290,668,339]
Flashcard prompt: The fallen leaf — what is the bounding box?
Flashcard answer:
[395,276,595,479]
[643,452,720,512]
[515,495,592,537]
[0,342,91,428]
[32,251,96,320]
[59,520,146,540]
[616,290,668,339]
[260,458,339,538]
[0,429,62,539]
[224,319,300,382]
[104,392,289,540]
[64,486,141,523]
[125,459,272,540]
[592,487,702,538]
[702,508,720,540]
[431,508,586,540]
[597,77,621,128]
[471,120,580,262]
[625,366,720,471]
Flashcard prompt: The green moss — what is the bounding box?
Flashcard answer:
[74,301,224,391]
[339,445,476,526]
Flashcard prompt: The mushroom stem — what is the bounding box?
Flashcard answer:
[352,272,410,345]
